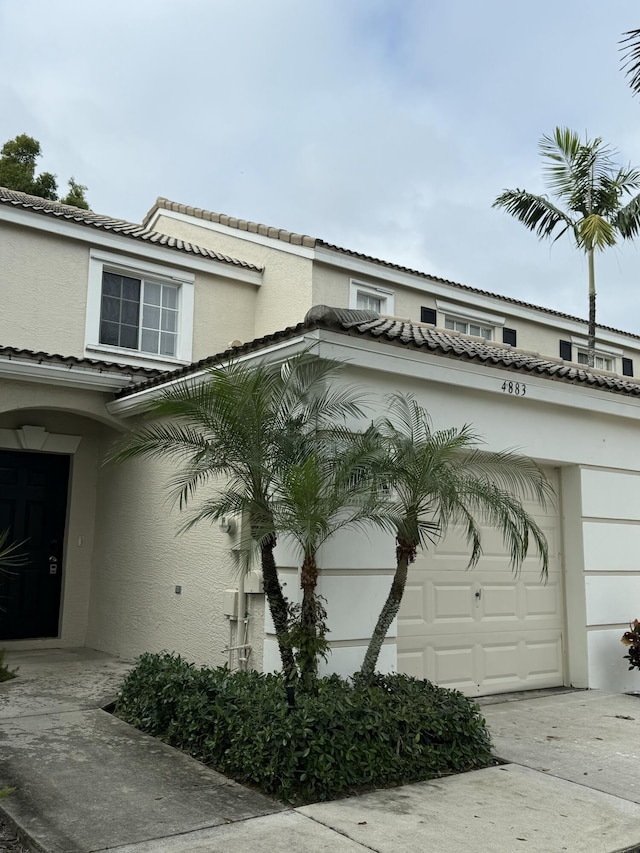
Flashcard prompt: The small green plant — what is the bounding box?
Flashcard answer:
[0,787,15,799]
[116,652,493,803]
[621,619,640,671]
[0,650,17,683]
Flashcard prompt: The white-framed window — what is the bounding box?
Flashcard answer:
[576,350,614,371]
[85,251,194,365]
[435,300,504,342]
[349,280,395,316]
[444,317,493,340]
[571,337,621,373]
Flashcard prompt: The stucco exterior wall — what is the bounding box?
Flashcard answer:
[191,269,257,361]
[3,223,89,357]
[86,446,265,669]
[152,214,314,338]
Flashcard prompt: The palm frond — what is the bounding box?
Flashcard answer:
[375,395,552,577]
[577,214,617,251]
[614,193,640,238]
[493,189,577,244]
[0,529,28,570]
[621,29,640,97]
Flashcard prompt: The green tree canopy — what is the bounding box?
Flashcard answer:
[0,133,89,209]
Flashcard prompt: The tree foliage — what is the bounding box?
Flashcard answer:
[109,352,369,683]
[621,29,640,97]
[112,355,553,688]
[493,127,640,366]
[0,133,89,209]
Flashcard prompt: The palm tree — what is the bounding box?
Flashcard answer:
[621,29,640,96]
[272,427,394,689]
[359,395,553,679]
[493,127,640,367]
[109,352,367,682]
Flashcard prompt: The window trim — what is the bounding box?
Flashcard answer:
[85,250,194,367]
[349,280,395,316]
[443,316,494,340]
[575,350,616,372]
[570,336,621,372]
[435,300,504,341]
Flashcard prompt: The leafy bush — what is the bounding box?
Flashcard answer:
[622,619,640,671]
[0,650,17,683]
[116,652,493,803]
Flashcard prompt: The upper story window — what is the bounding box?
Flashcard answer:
[444,317,493,340]
[576,350,614,371]
[349,280,395,316]
[86,250,194,366]
[570,337,622,374]
[100,272,179,357]
[436,300,504,344]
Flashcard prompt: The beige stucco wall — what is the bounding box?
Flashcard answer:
[3,223,90,357]
[191,269,257,360]
[0,379,122,650]
[86,442,265,670]
[152,214,314,338]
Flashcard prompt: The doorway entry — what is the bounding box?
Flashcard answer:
[0,449,70,640]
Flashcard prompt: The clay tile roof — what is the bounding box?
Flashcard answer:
[144,198,318,249]
[0,344,164,379]
[0,187,262,272]
[144,197,640,340]
[114,305,640,400]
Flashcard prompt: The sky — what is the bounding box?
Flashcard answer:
[3,1,640,332]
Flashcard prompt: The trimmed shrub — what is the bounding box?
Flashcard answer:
[116,652,493,803]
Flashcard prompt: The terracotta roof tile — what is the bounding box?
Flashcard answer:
[0,188,262,272]
[144,198,317,249]
[115,305,640,400]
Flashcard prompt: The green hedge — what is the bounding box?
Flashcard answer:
[116,652,493,803]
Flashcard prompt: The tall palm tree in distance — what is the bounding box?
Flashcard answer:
[493,127,640,367]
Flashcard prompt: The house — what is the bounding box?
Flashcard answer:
[3,186,640,697]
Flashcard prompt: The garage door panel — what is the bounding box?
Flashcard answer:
[433,583,476,621]
[524,580,563,618]
[398,467,564,696]
[398,630,564,696]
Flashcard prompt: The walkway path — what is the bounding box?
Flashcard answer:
[1,649,639,853]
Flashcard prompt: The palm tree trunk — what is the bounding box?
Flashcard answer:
[261,534,297,681]
[299,553,320,688]
[587,248,596,368]
[360,542,413,679]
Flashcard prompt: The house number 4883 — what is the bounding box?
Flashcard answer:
[501,381,526,396]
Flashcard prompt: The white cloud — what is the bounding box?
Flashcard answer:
[3,0,640,332]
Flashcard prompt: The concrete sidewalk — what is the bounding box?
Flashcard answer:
[1,650,640,853]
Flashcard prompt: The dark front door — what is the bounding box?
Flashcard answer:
[0,450,70,640]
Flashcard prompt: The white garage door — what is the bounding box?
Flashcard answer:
[398,468,564,697]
